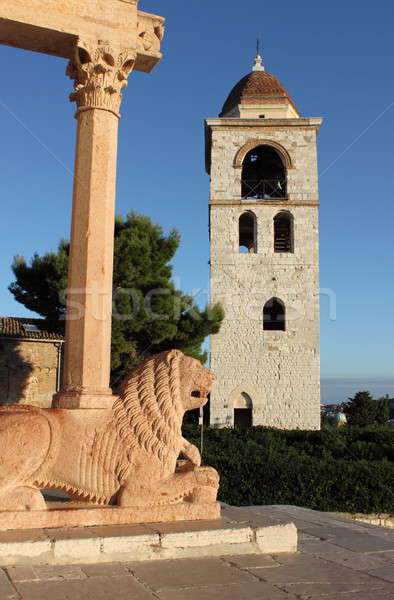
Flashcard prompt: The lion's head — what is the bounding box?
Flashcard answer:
[113,350,215,463]
[178,354,215,411]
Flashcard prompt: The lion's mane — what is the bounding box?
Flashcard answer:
[13,351,188,506]
[113,350,184,465]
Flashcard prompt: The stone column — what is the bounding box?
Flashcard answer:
[53,40,135,409]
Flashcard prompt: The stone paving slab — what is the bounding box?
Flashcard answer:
[14,576,153,600]
[225,553,279,568]
[370,550,394,563]
[301,592,393,600]
[246,553,386,585]
[277,581,393,598]
[80,562,130,578]
[29,565,87,582]
[0,567,18,600]
[128,556,255,589]
[300,539,392,570]
[328,531,394,552]
[156,581,295,600]
[366,565,394,583]
[1,506,394,599]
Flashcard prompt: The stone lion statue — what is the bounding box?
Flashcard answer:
[0,350,219,511]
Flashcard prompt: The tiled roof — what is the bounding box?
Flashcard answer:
[220,70,299,117]
[0,317,64,341]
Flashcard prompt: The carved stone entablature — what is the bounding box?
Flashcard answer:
[135,11,165,72]
[137,15,164,53]
[67,40,136,115]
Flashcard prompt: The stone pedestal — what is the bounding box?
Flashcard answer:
[0,506,297,565]
[0,503,221,532]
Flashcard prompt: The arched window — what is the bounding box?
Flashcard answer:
[241,145,286,199]
[274,212,293,253]
[234,392,253,429]
[263,298,286,331]
[239,211,257,253]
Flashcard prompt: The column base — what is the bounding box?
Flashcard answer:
[52,388,117,409]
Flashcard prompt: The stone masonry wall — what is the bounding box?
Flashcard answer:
[208,120,321,429]
[0,340,61,408]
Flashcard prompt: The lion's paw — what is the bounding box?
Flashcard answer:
[194,466,220,489]
[0,487,47,511]
[191,467,219,504]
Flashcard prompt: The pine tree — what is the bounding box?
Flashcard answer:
[344,391,378,427]
[375,398,390,425]
[9,212,224,386]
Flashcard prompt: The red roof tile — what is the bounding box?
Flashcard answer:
[0,317,64,341]
[220,71,299,117]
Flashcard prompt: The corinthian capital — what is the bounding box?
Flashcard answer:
[67,41,136,115]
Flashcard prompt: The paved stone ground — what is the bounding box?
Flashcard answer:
[1,506,394,599]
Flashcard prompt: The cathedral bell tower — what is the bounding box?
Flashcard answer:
[205,53,323,430]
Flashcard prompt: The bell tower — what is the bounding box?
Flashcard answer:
[205,53,323,430]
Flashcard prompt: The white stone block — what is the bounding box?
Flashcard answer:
[0,539,51,559]
[160,526,253,549]
[255,522,298,553]
[53,537,101,561]
[102,533,159,554]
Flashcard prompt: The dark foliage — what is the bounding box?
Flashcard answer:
[344,391,390,427]
[183,425,394,513]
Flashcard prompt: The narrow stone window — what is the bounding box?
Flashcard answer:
[239,211,257,253]
[263,298,286,331]
[241,145,286,199]
[234,392,253,428]
[274,211,293,253]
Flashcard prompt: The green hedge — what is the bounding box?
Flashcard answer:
[182,425,394,513]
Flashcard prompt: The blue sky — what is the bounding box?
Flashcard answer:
[0,0,393,403]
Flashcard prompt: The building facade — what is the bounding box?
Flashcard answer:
[206,55,322,429]
[0,317,63,408]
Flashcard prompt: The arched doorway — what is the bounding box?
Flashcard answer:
[234,392,253,428]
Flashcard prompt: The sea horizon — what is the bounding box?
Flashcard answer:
[321,377,394,405]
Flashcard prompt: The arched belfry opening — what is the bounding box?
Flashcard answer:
[274,211,293,253]
[234,392,253,428]
[239,211,257,253]
[263,298,286,331]
[241,145,286,199]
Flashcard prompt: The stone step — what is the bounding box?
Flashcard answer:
[0,511,297,566]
